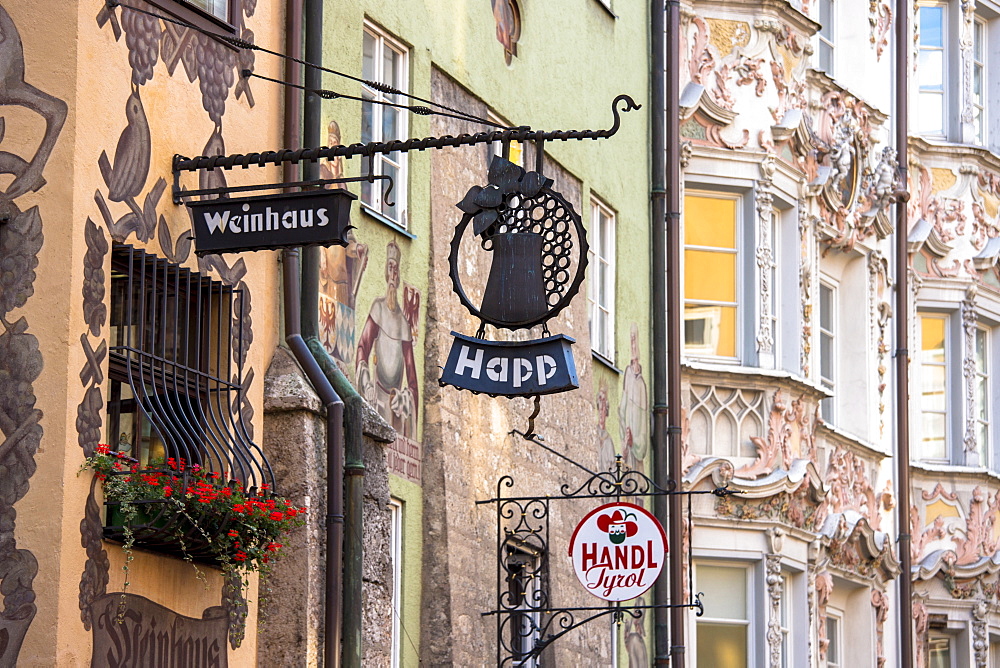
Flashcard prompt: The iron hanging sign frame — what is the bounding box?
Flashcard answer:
[170,94,640,175]
[436,100,642,399]
[477,437,736,667]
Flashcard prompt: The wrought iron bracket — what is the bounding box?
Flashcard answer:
[479,446,735,666]
[171,95,639,173]
[171,169,394,206]
[482,598,703,667]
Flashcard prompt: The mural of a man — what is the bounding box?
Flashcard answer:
[319,119,368,375]
[320,228,368,371]
[624,598,649,668]
[620,324,649,475]
[597,383,615,473]
[356,241,419,437]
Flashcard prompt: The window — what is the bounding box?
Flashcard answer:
[819,283,836,420]
[362,23,408,227]
[145,0,238,32]
[695,563,751,668]
[389,498,403,668]
[916,309,999,467]
[916,3,996,145]
[929,634,955,668]
[817,0,835,73]
[506,543,544,667]
[104,245,271,540]
[684,193,739,359]
[826,613,843,668]
[186,0,228,19]
[976,327,990,466]
[779,574,792,668]
[488,112,523,167]
[919,313,950,462]
[589,198,616,361]
[973,17,987,145]
[917,4,948,136]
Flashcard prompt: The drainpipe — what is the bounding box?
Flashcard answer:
[301,0,323,343]
[281,249,345,668]
[297,0,365,665]
[893,0,913,665]
[664,0,685,663]
[651,0,683,664]
[284,0,345,666]
[307,339,366,668]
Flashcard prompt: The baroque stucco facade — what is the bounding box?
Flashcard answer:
[679,0,1000,666]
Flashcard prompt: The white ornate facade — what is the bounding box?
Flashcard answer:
[679,0,1000,665]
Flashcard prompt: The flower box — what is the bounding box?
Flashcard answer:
[82,445,305,590]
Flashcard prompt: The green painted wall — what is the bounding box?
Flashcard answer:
[321,1,651,663]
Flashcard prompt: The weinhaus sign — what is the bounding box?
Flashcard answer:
[90,593,228,667]
[186,189,356,256]
[568,502,667,602]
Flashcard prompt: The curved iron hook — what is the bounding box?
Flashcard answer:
[600,94,642,138]
[523,395,542,438]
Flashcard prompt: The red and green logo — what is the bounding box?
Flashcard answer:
[596,509,639,544]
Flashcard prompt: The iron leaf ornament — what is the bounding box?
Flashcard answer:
[449,155,588,332]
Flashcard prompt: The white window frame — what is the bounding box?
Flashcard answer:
[826,611,843,668]
[693,561,755,666]
[487,112,524,167]
[779,573,792,668]
[817,0,835,74]
[683,190,742,363]
[989,632,1000,668]
[819,282,836,421]
[928,633,957,668]
[919,312,951,464]
[973,16,987,146]
[362,22,409,228]
[975,325,991,467]
[589,197,616,362]
[916,2,949,138]
[388,498,403,668]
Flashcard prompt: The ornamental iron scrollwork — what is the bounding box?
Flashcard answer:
[479,451,733,666]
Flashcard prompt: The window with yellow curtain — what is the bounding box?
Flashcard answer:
[684,193,739,358]
[919,313,949,462]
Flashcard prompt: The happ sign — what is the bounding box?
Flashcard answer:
[568,502,667,602]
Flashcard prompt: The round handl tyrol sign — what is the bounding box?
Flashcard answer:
[567,502,668,602]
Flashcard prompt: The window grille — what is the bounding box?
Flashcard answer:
[104,244,273,556]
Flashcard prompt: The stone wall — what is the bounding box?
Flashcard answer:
[259,346,393,666]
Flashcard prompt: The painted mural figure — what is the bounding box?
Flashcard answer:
[597,384,615,473]
[620,324,649,476]
[356,241,419,438]
[625,597,649,668]
[319,120,368,374]
[320,229,368,372]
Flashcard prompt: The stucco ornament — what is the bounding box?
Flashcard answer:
[765,552,783,668]
[815,571,833,661]
[973,598,989,667]
[871,588,889,668]
[868,2,893,61]
[736,390,818,479]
